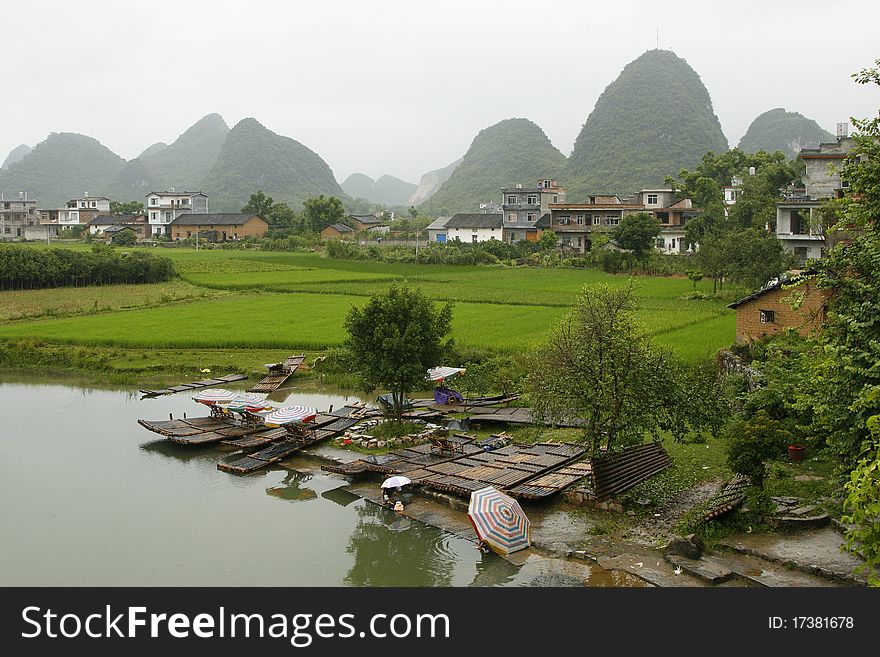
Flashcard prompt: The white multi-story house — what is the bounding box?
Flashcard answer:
[37,194,113,238]
[145,190,208,237]
[775,124,854,263]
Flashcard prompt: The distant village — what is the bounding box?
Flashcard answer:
[0,129,854,267]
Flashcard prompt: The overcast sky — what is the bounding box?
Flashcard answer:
[3,0,878,184]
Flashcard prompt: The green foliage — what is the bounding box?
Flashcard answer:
[0,244,175,289]
[241,191,274,218]
[110,200,145,215]
[344,284,453,422]
[201,118,347,212]
[726,410,793,487]
[527,283,716,452]
[302,195,347,232]
[538,230,558,252]
[842,407,880,585]
[737,108,834,160]
[566,49,728,197]
[696,229,791,293]
[111,229,137,246]
[686,268,703,291]
[420,118,565,215]
[612,212,660,261]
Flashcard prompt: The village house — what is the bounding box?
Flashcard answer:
[347,214,389,234]
[775,125,855,264]
[500,179,564,244]
[320,223,355,240]
[0,192,39,240]
[169,213,268,242]
[728,270,830,343]
[145,190,208,237]
[443,213,503,243]
[87,214,149,240]
[36,194,110,238]
[426,216,450,243]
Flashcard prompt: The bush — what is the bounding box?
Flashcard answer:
[726,410,793,486]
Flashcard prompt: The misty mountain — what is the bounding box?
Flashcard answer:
[737,108,835,159]
[2,144,32,170]
[407,158,462,206]
[565,49,729,197]
[137,142,169,159]
[341,173,417,206]
[420,119,565,215]
[201,117,347,211]
[139,113,229,191]
[0,132,125,207]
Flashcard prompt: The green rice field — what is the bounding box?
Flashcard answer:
[0,247,736,363]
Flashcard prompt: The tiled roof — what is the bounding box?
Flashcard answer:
[170,213,264,226]
[325,223,353,233]
[87,214,143,225]
[445,213,503,229]
[727,269,817,308]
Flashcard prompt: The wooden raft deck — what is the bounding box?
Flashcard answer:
[137,416,264,445]
[139,373,247,398]
[466,407,587,428]
[247,355,305,393]
[323,440,590,500]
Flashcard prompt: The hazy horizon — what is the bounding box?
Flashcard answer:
[3,0,879,186]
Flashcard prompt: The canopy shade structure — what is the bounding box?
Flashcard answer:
[467,486,531,555]
[192,388,237,406]
[263,406,318,427]
[225,393,271,413]
[427,366,466,382]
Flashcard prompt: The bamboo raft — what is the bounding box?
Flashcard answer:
[139,373,248,398]
[247,355,306,393]
[591,442,673,501]
[323,440,590,500]
[701,475,750,522]
[466,407,587,428]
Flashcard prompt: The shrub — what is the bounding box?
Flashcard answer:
[726,410,793,486]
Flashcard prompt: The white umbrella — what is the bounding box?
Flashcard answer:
[381,475,412,489]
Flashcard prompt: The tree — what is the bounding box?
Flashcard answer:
[344,284,453,422]
[538,230,558,252]
[686,269,703,292]
[612,212,659,261]
[526,284,707,452]
[302,195,346,232]
[241,191,274,218]
[726,410,792,487]
[111,229,137,246]
[109,200,144,215]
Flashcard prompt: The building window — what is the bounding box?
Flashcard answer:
[90,201,96,208]
[552,195,558,203]
[543,180,552,188]
[472,234,478,243]
[506,195,517,205]
[759,309,775,324]
[527,213,537,222]
[576,214,584,225]
[164,212,172,222]
[593,216,601,225]
[182,198,189,205]
[647,194,658,205]
[527,194,538,204]
[507,213,516,222]
[149,198,158,206]
[558,215,571,225]
[605,216,619,226]
[150,212,158,221]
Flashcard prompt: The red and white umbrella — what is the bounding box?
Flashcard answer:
[264,406,317,427]
[427,366,466,382]
[225,393,271,413]
[467,486,530,555]
[192,388,237,406]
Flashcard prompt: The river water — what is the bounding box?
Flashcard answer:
[0,378,634,587]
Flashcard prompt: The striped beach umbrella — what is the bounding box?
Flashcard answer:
[264,406,317,427]
[427,366,466,382]
[225,393,271,413]
[192,388,237,406]
[467,486,531,555]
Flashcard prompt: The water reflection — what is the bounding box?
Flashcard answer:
[265,470,317,502]
[139,439,221,464]
[344,502,459,587]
